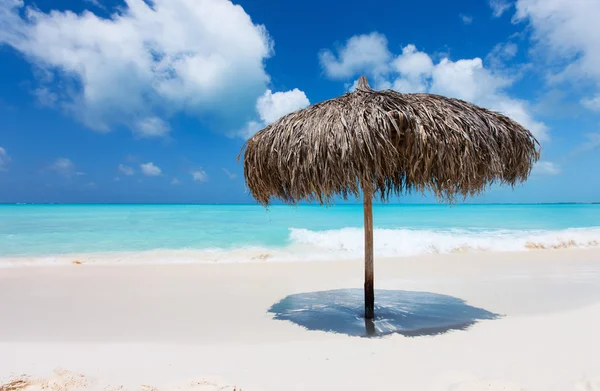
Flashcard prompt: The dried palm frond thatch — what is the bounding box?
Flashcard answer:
[240,77,539,206]
[239,76,540,319]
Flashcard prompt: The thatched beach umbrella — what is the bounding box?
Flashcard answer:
[239,76,539,319]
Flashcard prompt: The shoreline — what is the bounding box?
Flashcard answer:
[1,246,599,268]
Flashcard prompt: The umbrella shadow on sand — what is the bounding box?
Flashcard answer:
[268,289,500,338]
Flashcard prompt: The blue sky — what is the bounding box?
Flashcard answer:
[0,0,599,203]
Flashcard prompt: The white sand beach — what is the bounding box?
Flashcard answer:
[1,249,600,391]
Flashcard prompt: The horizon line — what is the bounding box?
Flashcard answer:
[1,202,599,206]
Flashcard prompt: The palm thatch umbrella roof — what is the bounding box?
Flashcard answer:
[239,76,540,320]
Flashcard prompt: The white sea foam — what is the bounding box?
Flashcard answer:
[1,227,600,267]
[286,227,600,259]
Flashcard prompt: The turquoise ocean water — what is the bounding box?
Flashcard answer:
[1,204,600,262]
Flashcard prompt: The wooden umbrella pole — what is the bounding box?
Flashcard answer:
[363,186,375,319]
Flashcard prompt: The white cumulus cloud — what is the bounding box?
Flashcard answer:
[191,169,208,183]
[514,0,600,111]
[140,162,161,176]
[0,146,10,171]
[319,32,391,79]
[118,164,135,176]
[0,0,273,136]
[319,35,548,141]
[388,44,434,93]
[171,178,180,185]
[256,89,310,124]
[236,88,310,139]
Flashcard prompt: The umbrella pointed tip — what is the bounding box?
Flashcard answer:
[357,76,371,91]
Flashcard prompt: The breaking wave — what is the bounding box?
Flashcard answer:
[2,227,600,267]
[287,227,600,259]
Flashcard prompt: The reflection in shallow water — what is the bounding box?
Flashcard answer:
[269,289,500,338]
